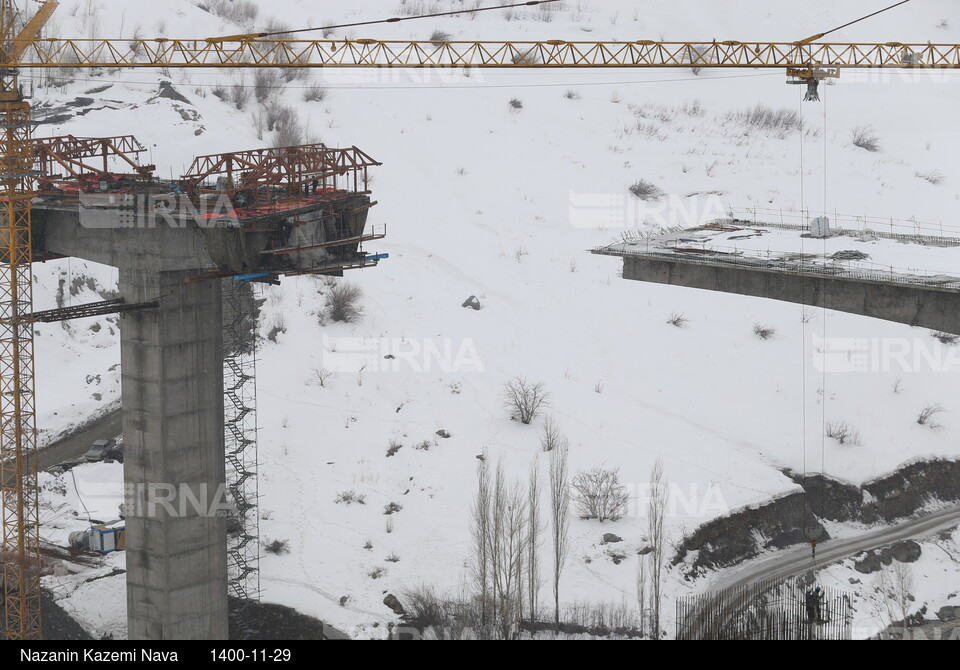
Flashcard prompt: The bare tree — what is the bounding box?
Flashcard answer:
[549,438,570,627]
[326,281,364,323]
[251,109,266,141]
[273,114,305,148]
[539,416,564,452]
[503,377,550,424]
[472,455,533,639]
[527,458,544,621]
[230,80,251,110]
[636,552,648,638]
[488,461,527,639]
[253,69,281,103]
[470,454,492,627]
[648,458,667,638]
[879,561,914,639]
[570,467,630,521]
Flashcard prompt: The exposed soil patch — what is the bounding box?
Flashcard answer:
[229,598,349,640]
[675,458,960,576]
[673,491,827,576]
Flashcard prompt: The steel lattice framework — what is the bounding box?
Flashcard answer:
[222,281,260,632]
[181,144,380,201]
[3,38,960,71]
[0,0,41,640]
[33,135,154,185]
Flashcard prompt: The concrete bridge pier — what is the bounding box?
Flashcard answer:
[34,189,375,639]
[120,268,227,640]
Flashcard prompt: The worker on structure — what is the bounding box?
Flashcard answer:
[804,589,816,622]
[813,586,824,623]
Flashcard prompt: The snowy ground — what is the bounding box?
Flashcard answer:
[28,0,960,639]
[817,521,960,639]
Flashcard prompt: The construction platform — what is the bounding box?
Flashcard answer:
[594,218,960,334]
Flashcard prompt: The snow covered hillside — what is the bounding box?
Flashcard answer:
[32,0,960,639]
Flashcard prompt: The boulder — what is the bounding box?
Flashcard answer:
[383,594,406,617]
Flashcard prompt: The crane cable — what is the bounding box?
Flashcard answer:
[796,0,914,45]
[799,81,832,581]
[798,88,809,546]
[207,0,562,42]
[820,83,828,526]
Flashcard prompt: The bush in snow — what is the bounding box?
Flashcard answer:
[850,124,881,152]
[273,115,305,148]
[326,281,364,323]
[253,70,282,104]
[230,81,251,111]
[503,377,550,424]
[667,312,689,328]
[539,416,567,452]
[334,490,366,505]
[384,502,403,515]
[312,367,333,387]
[201,0,259,25]
[570,467,629,522]
[509,98,523,111]
[401,586,449,629]
[302,84,328,103]
[386,439,403,457]
[726,104,803,133]
[628,179,665,201]
[932,331,959,345]
[263,539,290,555]
[753,323,776,340]
[825,421,861,446]
[915,169,945,185]
[917,403,945,429]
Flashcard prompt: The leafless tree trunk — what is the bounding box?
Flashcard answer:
[489,462,527,639]
[893,561,913,639]
[549,436,570,627]
[648,458,666,639]
[880,561,914,639]
[489,461,504,633]
[251,109,266,141]
[470,454,491,626]
[513,510,526,635]
[540,416,562,451]
[636,552,648,637]
[527,457,544,621]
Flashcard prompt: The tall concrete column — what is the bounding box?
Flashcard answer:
[120,268,227,640]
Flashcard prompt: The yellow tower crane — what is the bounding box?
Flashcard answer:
[2,0,958,640]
